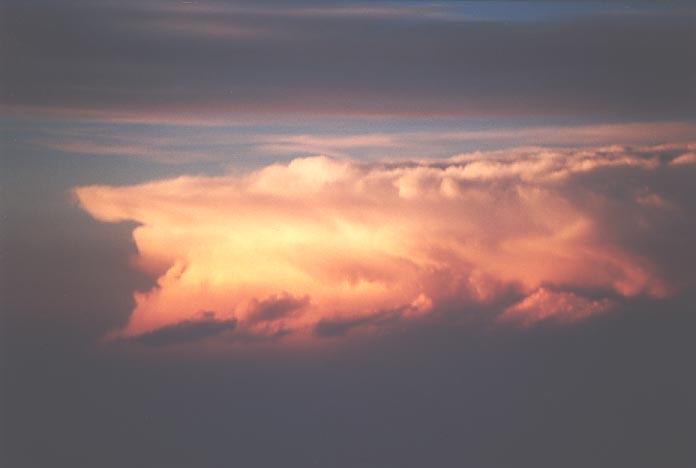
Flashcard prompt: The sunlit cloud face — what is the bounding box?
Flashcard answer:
[74,143,696,343]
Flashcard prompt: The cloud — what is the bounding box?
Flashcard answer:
[499,288,614,326]
[2,1,694,120]
[74,143,696,342]
[313,312,397,338]
[247,292,310,324]
[313,300,427,338]
[34,139,215,164]
[670,152,696,166]
[259,123,696,158]
[23,121,696,165]
[130,311,237,346]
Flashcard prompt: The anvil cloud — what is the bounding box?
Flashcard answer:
[74,143,696,343]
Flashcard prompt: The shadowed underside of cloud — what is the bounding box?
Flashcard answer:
[247,292,310,324]
[130,312,237,346]
[313,303,419,338]
[74,142,696,343]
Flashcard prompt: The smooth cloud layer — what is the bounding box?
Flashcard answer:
[2,1,694,120]
[75,143,696,343]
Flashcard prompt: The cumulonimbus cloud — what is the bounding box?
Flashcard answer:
[74,143,696,343]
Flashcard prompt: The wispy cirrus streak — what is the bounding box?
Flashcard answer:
[75,143,696,344]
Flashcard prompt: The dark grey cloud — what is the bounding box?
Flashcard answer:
[130,313,237,346]
[1,0,694,120]
[313,304,412,337]
[3,159,696,466]
[225,327,294,344]
[313,315,379,337]
[3,292,696,468]
[247,292,310,324]
[0,171,154,344]
[2,3,696,466]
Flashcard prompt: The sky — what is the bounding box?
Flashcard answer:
[1,1,696,467]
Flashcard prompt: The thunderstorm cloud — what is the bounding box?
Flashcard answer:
[75,143,696,341]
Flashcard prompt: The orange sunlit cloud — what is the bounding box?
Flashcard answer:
[74,143,695,343]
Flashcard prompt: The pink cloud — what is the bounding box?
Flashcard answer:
[74,143,694,343]
[670,152,696,166]
[499,288,613,326]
